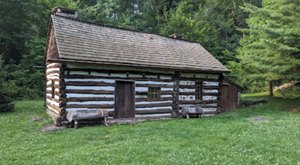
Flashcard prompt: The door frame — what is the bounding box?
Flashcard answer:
[114,80,135,118]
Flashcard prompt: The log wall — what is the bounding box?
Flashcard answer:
[63,69,175,119]
[178,73,222,115]
[45,62,65,117]
[45,63,223,120]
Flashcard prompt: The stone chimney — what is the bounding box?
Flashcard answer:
[52,7,78,19]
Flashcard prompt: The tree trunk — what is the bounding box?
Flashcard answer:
[269,80,273,97]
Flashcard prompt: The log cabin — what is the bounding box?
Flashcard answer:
[44,7,241,126]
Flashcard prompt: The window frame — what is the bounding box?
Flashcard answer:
[147,87,161,101]
[195,81,202,100]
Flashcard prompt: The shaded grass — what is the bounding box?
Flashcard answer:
[1,96,300,165]
[242,91,282,100]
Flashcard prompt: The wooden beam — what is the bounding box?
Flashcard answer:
[64,68,174,76]
[65,89,114,94]
[64,75,174,82]
[66,97,114,102]
[135,83,174,88]
[179,85,194,89]
[46,70,60,75]
[202,92,220,96]
[65,104,114,109]
[136,102,173,108]
[178,77,219,81]
[46,96,60,102]
[65,81,115,86]
[179,100,218,104]
[136,91,174,95]
[203,86,219,89]
[135,97,173,102]
[46,104,61,112]
[47,64,61,69]
[179,92,195,95]
[136,109,172,114]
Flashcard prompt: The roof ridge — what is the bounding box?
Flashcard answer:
[52,14,202,45]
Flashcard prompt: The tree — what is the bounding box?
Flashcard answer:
[0,55,14,112]
[159,0,260,64]
[77,0,179,33]
[231,0,300,96]
[8,37,46,99]
[0,0,37,63]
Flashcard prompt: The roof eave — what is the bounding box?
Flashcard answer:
[48,58,229,74]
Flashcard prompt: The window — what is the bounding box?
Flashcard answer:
[148,87,161,100]
[51,80,55,98]
[195,81,202,100]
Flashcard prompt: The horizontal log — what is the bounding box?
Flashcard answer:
[179,100,218,104]
[201,105,219,108]
[136,91,174,95]
[135,114,172,119]
[46,105,61,113]
[46,90,63,97]
[203,99,219,103]
[65,104,114,109]
[203,86,219,89]
[179,92,195,95]
[64,68,173,76]
[46,83,61,88]
[46,78,62,82]
[47,98,66,108]
[202,92,220,96]
[64,75,174,82]
[46,89,62,94]
[65,89,114,94]
[65,81,115,86]
[136,102,173,108]
[179,85,195,89]
[46,96,60,102]
[47,63,62,68]
[46,70,61,76]
[179,78,220,81]
[135,83,174,88]
[46,91,62,96]
[66,97,114,102]
[135,97,173,102]
[136,109,172,114]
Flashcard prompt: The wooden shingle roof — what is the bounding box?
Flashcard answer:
[51,15,228,72]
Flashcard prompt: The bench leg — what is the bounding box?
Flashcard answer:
[74,120,78,129]
[103,117,108,126]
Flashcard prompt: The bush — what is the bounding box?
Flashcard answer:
[280,86,300,99]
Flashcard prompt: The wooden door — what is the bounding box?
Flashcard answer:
[114,81,135,118]
[221,85,230,112]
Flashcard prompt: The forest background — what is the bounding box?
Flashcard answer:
[0,0,299,103]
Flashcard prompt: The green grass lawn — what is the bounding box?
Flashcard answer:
[1,95,300,165]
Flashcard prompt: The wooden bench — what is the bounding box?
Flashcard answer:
[66,110,108,128]
[181,106,204,119]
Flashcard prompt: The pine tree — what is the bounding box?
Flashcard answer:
[0,56,14,112]
[232,0,300,95]
[231,0,300,95]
